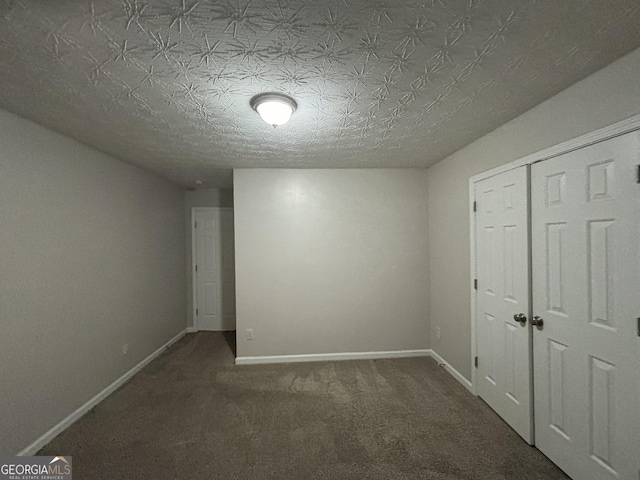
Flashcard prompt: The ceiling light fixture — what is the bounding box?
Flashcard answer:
[250,93,297,127]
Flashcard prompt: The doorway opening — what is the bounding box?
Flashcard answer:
[191,207,236,355]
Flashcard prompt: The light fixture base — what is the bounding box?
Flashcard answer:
[250,93,297,127]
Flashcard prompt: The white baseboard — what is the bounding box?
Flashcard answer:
[17,335,473,455]
[235,349,431,365]
[430,350,474,393]
[236,349,474,394]
[17,329,187,456]
[186,327,236,333]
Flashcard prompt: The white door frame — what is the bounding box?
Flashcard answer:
[191,206,234,331]
[468,113,640,394]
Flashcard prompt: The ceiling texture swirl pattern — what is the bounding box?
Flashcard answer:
[1,0,640,187]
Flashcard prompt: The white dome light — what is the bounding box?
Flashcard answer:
[250,93,297,127]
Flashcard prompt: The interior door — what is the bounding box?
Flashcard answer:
[194,209,220,331]
[531,131,640,480]
[475,166,533,443]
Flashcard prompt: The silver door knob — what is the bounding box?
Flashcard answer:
[530,316,544,329]
[513,313,527,326]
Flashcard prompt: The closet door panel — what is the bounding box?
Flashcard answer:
[475,166,532,443]
[531,131,640,480]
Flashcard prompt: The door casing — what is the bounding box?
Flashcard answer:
[469,112,640,395]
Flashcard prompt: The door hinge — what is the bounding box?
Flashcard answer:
[194,221,197,228]
[637,165,640,184]
[474,356,478,368]
[196,309,199,316]
[637,318,640,337]
[195,265,198,272]
[474,279,478,290]
[473,200,477,212]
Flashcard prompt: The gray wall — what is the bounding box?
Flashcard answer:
[428,47,640,381]
[0,109,186,455]
[185,188,234,328]
[234,169,430,359]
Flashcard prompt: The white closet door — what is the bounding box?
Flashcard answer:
[195,209,220,331]
[531,131,640,480]
[475,166,533,443]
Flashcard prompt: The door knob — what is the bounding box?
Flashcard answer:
[513,313,527,326]
[530,316,544,329]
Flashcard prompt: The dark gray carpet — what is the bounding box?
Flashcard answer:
[40,332,568,479]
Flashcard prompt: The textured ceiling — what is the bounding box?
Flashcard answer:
[1,1,640,188]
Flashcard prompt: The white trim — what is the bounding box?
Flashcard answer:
[469,180,478,395]
[430,350,474,393]
[17,329,187,456]
[190,207,202,330]
[186,326,197,333]
[468,113,640,394]
[236,349,474,393]
[235,349,432,365]
[469,113,640,184]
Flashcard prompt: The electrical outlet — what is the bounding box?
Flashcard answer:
[246,328,254,341]
[435,327,441,340]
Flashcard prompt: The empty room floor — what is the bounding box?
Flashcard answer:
[39,333,568,479]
